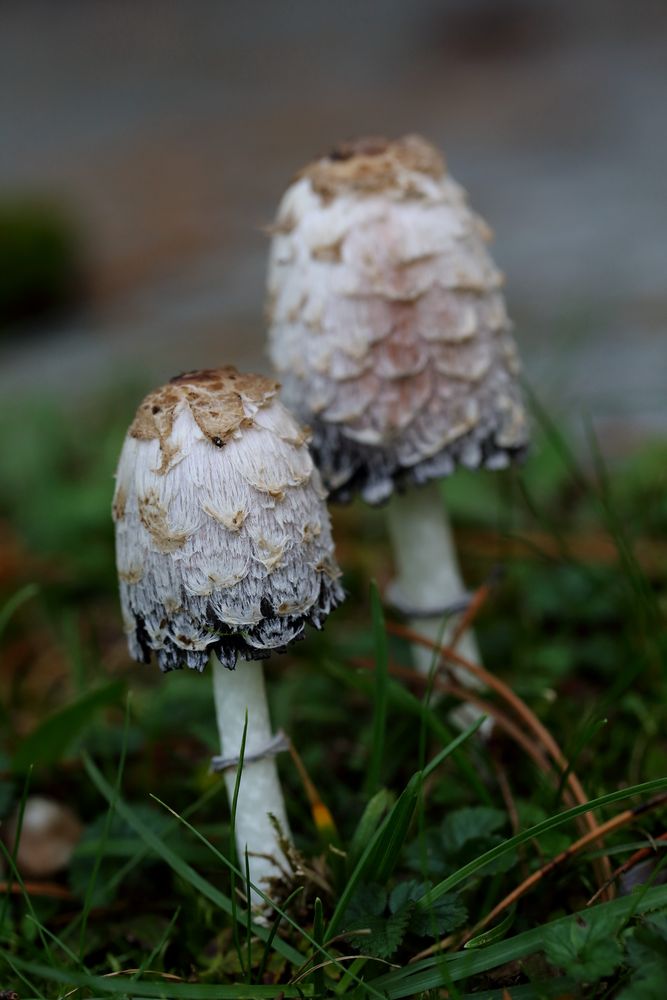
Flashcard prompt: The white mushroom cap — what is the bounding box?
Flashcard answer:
[113,368,344,672]
[267,135,529,504]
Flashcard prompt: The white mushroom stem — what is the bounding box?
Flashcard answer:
[385,481,485,724]
[212,655,291,906]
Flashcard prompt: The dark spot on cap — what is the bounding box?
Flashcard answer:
[211,436,224,448]
[152,405,161,414]
[330,136,390,161]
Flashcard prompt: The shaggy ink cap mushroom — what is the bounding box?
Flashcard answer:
[113,367,344,672]
[266,134,529,505]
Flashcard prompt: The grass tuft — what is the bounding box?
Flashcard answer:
[1,389,666,995]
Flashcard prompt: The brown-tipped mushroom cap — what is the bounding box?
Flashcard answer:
[113,367,344,672]
[267,135,528,504]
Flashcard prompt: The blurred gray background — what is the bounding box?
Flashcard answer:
[1,0,665,449]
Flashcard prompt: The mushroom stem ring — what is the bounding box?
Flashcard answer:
[385,590,473,620]
[210,730,290,772]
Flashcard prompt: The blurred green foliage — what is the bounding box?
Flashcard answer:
[0,387,136,592]
[0,198,83,333]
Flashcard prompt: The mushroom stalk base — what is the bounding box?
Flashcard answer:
[212,655,291,906]
[386,482,485,729]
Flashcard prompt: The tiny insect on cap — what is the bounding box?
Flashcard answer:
[113,367,344,672]
[267,134,529,504]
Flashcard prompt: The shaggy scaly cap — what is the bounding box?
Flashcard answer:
[113,368,344,671]
[267,135,528,504]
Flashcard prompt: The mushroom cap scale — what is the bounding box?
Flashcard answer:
[113,368,343,671]
[267,135,529,504]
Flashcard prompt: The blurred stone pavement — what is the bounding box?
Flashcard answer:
[1,0,666,449]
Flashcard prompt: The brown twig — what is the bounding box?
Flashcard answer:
[490,754,545,881]
[0,879,72,899]
[493,761,521,839]
[386,620,613,895]
[449,576,494,648]
[287,738,339,840]
[351,657,580,812]
[586,830,667,906]
[389,620,591,809]
[411,792,667,962]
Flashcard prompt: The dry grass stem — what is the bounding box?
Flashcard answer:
[412,792,667,962]
[586,828,667,906]
[0,879,72,899]
[351,658,584,810]
[288,738,339,839]
[386,619,613,894]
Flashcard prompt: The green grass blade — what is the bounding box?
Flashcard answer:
[256,886,303,985]
[135,907,181,980]
[0,950,46,1000]
[1,956,313,998]
[311,897,325,995]
[79,694,130,958]
[463,905,516,949]
[523,381,589,492]
[0,841,54,966]
[82,752,303,967]
[24,912,88,970]
[327,720,481,941]
[0,765,31,926]
[372,881,667,997]
[57,779,226,949]
[327,772,421,943]
[229,711,249,978]
[244,851,252,984]
[364,582,388,796]
[554,714,607,808]
[326,661,492,806]
[347,788,394,871]
[0,583,38,643]
[13,680,125,773]
[413,776,667,911]
[585,415,659,619]
[150,794,384,999]
[421,719,483,780]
